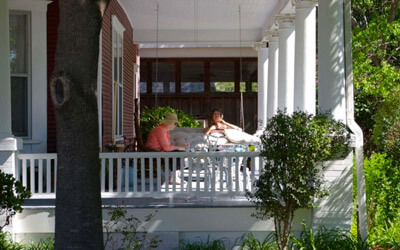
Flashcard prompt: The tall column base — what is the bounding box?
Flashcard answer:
[0,135,22,235]
[0,135,22,175]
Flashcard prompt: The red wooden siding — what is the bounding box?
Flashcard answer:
[101,0,136,149]
[46,0,136,152]
[46,0,59,153]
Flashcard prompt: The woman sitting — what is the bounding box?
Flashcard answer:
[146,113,185,152]
[204,109,242,135]
[145,113,186,184]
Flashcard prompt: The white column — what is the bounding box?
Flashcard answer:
[266,29,279,120]
[318,0,346,122]
[0,0,12,137]
[293,0,317,115]
[0,1,21,179]
[276,14,295,114]
[255,42,269,131]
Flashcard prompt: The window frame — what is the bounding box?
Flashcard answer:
[111,15,125,141]
[9,11,31,139]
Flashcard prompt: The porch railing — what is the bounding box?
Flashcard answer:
[16,151,261,199]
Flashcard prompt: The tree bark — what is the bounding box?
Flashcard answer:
[52,0,109,249]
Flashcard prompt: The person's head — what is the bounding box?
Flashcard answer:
[211,109,223,123]
[161,113,179,130]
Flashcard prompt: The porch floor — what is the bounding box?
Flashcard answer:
[22,196,254,208]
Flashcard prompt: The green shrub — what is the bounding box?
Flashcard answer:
[103,205,161,249]
[140,106,201,142]
[364,153,400,248]
[0,232,23,250]
[246,110,350,250]
[24,238,55,250]
[372,88,400,163]
[369,218,400,249]
[179,235,228,250]
[291,223,368,250]
[240,233,277,250]
[0,171,31,231]
[0,233,54,250]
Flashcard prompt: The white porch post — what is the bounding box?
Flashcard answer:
[276,14,295,114]
[293,0,317,115]
[0,0,12,138]
[318,0,347,122]
[0,2,21,173]
[255,42,268,131]
[266,30,279,120]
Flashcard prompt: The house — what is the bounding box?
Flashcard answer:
[0,0,366,248]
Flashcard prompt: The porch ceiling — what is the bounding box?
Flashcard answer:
[118,0,290,48]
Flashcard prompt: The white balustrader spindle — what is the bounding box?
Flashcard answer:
[30,159,35,193]
[156,157,161,192]
[141,158,145,192]
[227,156,232,192]
[188,157,193,192]
[180,156,184,191]
[149,157,154,192]
[235,156,240,192]
[164,157,169,192]
[219,157,224,191]
[101,158,105,193]
[108,158,114,192]
[15,158,20,182]
[38,159,43,193]
[54,159,57,194]
[134,158,138,192]
[22,158,27,187]
[46,159,51,193]
[172,157,177,192]
[211,156,216,192]
[242,157,248,191]
[250,156,256,192]
[117,157,122,193]
[203,158,209,192]
[124,157,129,192]
[196,159,201,192]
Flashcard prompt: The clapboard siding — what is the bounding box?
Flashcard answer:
[46,0,136,152]
[46,0,59,153]
[101,0,136,149]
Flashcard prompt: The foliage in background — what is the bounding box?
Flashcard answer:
[291,223,368,250]
[352,0,400,156]
[179,235,228,250]
[103,205,160,249]
[246,110,350,250]
[364,153,400,247]
[0,233,54,250]
[372,88,400,163]
[239,233,277,250]
[352,2,400,248]
[0,171,31,231]
[140,106,201,142]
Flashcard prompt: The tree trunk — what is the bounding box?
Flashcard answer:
[52,1,109,249]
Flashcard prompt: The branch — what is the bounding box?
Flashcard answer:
[388,0,399,24]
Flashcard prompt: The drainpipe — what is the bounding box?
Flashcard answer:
[343,0,367,240]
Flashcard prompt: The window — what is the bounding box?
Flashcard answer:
[112,16,125,140]
[210,61,234,92]
[152,62,175,93]
[139,63,147,93]
[10,12,30,137]
[239,61,257,92]
[181,62,204,93]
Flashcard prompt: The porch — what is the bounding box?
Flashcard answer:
[13,151,354,249]
[17,151,261,203]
